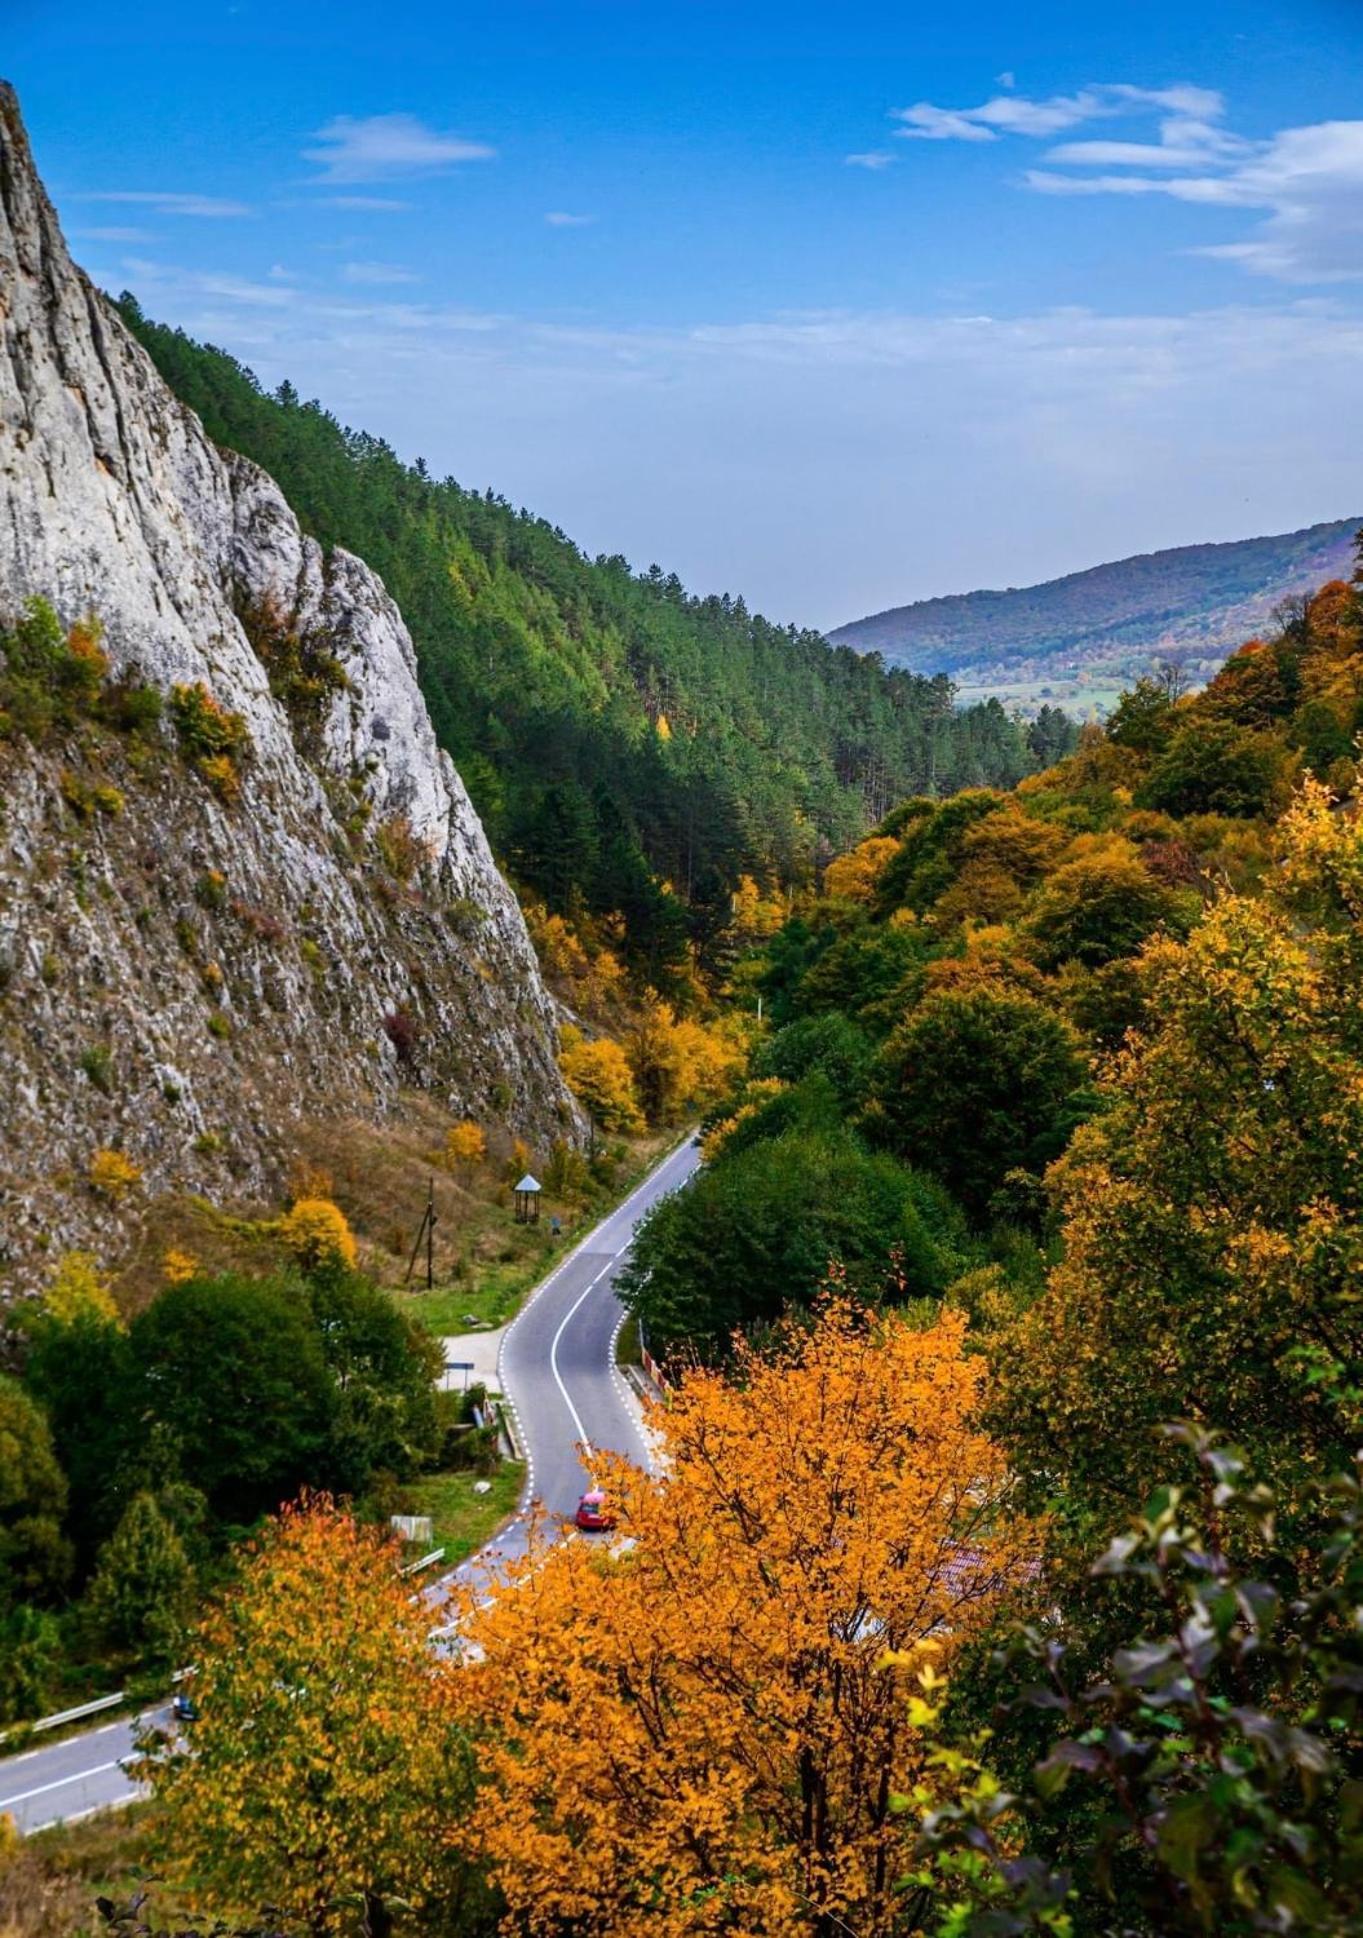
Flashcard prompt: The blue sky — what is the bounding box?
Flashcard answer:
[8,0,1363,628]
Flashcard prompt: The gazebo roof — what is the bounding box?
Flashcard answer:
[514,1174,542,1194]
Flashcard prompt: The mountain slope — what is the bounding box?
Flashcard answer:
[0,81,574,1291]
[112,306,1063,977]
[830,519,1359,714]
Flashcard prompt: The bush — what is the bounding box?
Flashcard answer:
[169,682,250,799]
[88,1147,142,1201]
[279,1197,358,1274]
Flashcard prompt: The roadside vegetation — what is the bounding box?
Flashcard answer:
[7,574,1363,1932]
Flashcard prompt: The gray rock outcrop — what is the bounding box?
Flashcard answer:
[0,82,578,1289]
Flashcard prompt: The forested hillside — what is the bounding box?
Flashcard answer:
[831,515,1358,715]
[75,567,1363,1938]
[117,297,1071,986]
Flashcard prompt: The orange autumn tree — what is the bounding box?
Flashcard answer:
[454,1303,1030,1938]
[143,1497,475,1936]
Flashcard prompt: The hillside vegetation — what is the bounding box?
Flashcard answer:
[117,297,1071,988]
[53,566,1363,1938]
[831,515,1358,716]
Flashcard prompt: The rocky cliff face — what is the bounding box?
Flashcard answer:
[0,82,577,1291]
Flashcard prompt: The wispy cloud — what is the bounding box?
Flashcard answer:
[845,151,895,171]
[892,82,1363,283]
[70,225,156,243]
[88,253,1363,628]
[304,113,494,183]
[894,83,1222,144]
[318,194,412,212]
[74,190,251,217]
[544,211,596,227]
[341,260,421,284]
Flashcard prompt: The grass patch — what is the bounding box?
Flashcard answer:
[615,1313,641,1367]
[391,1125,680,1339]
[405,1461,525,1566]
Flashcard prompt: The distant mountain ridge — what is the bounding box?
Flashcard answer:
[830,518,1360,715]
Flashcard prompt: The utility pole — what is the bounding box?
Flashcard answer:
[404,1175,437,1290]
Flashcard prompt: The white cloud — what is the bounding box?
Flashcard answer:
[319,195,413,211]
[892,81,1363,282]
[304,113,494,183]
[895,83,1227,146]
[90,249,1363,629]
[74,190,251,217]
[70,225,156,243]
[845,151,895,170]
[116,257,293,306]
[544,211,596,227]
[341,260,421,284]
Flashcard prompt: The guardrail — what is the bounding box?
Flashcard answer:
[399,1546,447,1578]
[2,1690,126,1743]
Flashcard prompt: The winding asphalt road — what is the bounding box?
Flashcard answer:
[0,1133,699,1836]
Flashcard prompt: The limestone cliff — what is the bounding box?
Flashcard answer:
[0,82,576,1290]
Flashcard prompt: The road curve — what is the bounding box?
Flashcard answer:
[487,1130,700,1566]
[0,1135,699,1834]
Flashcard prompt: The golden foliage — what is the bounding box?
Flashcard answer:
[278,1196,358,1273]
[162,1248,198,1286]
[559,1025,644,1132]
[145,1498,466,1931]
[444,1119,488,1173]
[45,1250,122,1327]
[454,1303,1031,1937]
[88,1147,142,1202]
[822,835,902,904]
[990,776,1363,1522]
[626,995,747,1124]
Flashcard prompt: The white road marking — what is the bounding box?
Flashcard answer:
[0,1759,124,1809]
[548,1252,621,1461]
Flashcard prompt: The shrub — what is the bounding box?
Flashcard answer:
[78,1043,114,1094]
[279,1197,359,1275]
[382,1004,420,1066]
[162,1248,197,1284]
[444,1120,487,1176]
[45,1250,122,1326]
[194,869,227,911]
[375,814,432,884]
[169,683,250,799]
[88,1147,142,1201]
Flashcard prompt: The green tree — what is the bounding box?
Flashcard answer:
[129,1276,335,1527]
[990,781,1363,1543]
[1023,839,1191,970]
[85,1491,194,1666]
[308,1272,441,1493]
[1139,716,1289,818]
[618,1127,962,1356]
[0,1376,70,1607]
[0,1604,61,1726]
[21,1310,137,1565]
[872,987,1088,1218]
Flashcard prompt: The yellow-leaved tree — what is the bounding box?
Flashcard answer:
[454,1302,1030,1937]
[278,1197,357,1274]
[44,1251,121,1327]
[143,1498,477,1936]
[559,1024,644,1132]
[822,834,902,904]
[444,1118,487,1180]
[990,776,1363,1541]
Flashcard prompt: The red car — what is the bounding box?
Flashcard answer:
[574,1488,616,1531]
